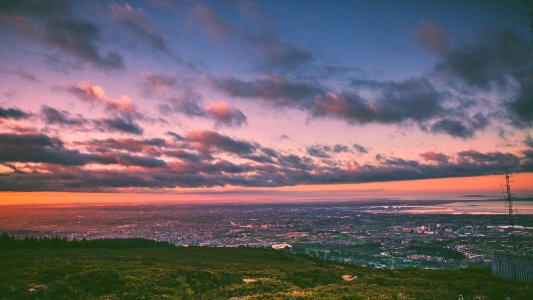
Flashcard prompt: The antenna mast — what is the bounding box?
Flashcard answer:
[502,169,517,251]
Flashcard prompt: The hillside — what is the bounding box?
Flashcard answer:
[0,237,531,300]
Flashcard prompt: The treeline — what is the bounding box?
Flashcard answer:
[0,233,175,250]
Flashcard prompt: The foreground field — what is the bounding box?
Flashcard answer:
[0,240,532,299]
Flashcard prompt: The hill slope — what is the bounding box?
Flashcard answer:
[0,239,532,299]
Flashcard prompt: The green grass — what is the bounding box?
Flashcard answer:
[0,243,532,299]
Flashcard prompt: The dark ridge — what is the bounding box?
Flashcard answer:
[0,233,174,249]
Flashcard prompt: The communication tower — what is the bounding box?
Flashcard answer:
[501,169,517,251]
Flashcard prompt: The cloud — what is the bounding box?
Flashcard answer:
[321,78,444,124]
[0,106,30,119]
[67,81,138,117]
[164,150,209,164]
[430,113,488,138]
[431,28,532,126]
[94,117,144,135]
[434,29,527,90]
[456,150,520,171]
[76,137,165,154]
[1,130,531,191]
[413,21,449,54]
[353,143,368,154]
[94,152,167,168]
[0,132,166,170]
[139,72,178,97]
[164,93,204,117]
[212,75,445,126]
[0,0,124,70]
[306,145,331,158]
[186,130,255,155]
[109,3,171,54]
[208,75,321,107]
[41,105,87,126]
[12,67,38,82]
[163,92,248,128]
[525,135,533,148]
[203,101,247,127]
[212,75,450,139]
[209,28,531,136]
[306,144,350,158]
[166,131,184,141]
[507,72,533,126]
[420,151,449,163]
[192,3,313,71]
[0,132,90,166]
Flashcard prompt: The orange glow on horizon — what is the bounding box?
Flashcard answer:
[0,173,531,206]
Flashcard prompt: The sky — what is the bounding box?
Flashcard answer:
[0,0,532,204]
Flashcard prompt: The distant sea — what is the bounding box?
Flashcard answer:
[369,200,533,214]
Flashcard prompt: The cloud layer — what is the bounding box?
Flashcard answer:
[1,123,531,191]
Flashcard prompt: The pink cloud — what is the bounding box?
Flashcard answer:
[68,81,135,116]
[204,101,247,127]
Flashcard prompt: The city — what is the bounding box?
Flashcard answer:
[1,200,531,269]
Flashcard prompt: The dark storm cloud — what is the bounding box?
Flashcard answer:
[0,106,30,119]
[41,105,87,126]
[109,3,171,54]
[0,0,124,70]
[94,117,144,135]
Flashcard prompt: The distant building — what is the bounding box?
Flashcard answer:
[272,243,292,250]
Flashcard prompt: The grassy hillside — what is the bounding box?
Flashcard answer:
[0,237,531,299]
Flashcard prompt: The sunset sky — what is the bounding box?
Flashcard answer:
[0,0,532,204]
